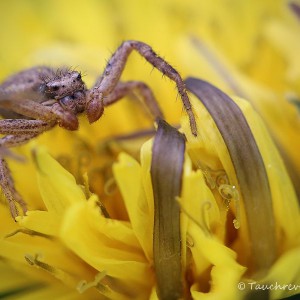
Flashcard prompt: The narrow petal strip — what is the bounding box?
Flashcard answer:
[113,150,153,261]
[185,77,277,274]
[151,119,186,299]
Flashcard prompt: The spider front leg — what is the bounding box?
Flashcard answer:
[0,119,55,218]
[87,40,197,136]
[0,119,55,135]
[0,99,79,130]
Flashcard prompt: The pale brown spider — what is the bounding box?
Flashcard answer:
[0,40,197,218]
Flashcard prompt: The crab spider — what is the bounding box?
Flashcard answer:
[0,40,197,218]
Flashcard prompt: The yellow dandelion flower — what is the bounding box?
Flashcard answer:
[0,0,299,299]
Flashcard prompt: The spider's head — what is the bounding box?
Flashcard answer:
[42,69,85,100]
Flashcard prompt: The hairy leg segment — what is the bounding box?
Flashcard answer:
[88,41,197,135]
[0,119,55,218]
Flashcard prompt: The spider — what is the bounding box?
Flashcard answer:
[0,40,197,218]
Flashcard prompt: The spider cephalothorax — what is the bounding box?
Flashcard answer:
[41,68,86,100]
[0,40,197,218]
[40,68,88,128]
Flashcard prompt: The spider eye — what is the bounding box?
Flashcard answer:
[76,73,81,80]
[51,85,59,91]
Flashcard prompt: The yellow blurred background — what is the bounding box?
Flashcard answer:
[0,0,299,205]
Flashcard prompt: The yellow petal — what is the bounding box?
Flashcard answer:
[5,284,88,300]
[179,161,223,270]
[113,142,154,262]
[264,20,300,82]
[232,96,300,248]
[34,146,86,215]
[16,211,60,236]
[189,223,246,299]
[260,246,300,300]
[0,260,38,296]
[60,195,153,295]
[149,286,159,300]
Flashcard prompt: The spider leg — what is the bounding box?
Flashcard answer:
[0,99,78,130]
[103,81,164,120]
[0,99,53,120]
[0,133,40,219]
[0,156,28,218]
[87,40,197,136]
[0,119,55,135]
[0,119,56,218]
